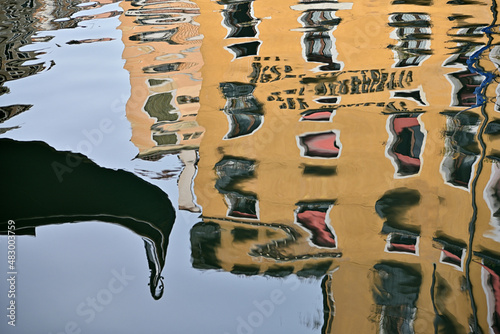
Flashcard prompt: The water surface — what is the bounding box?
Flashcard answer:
[1,0,500,333]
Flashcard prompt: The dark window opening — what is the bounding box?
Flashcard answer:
[264,266,295,277]
[144,92,179,122]
[190,222,222,270]
[220,82,263,139]
[386,233,418,254]
[226,41,261,58]
[232,227,258,243]
[221,1,258,39]
[129,28,178,43]
[226,192,258,219]
[389,12,432,67]
[296,201,336,248]
[299,9,342,71]
[231,264,260,276]
[153,133,178,146]
[300,108,335,122]
[297,260,333,278]
[387,114,425,177]
[440,111,480,189]
[372,262,422,334]
[433,236,466,268]
[225,113,263,139]
[298,131,341,158]
[448,70,483,107]
[475,252,500,333]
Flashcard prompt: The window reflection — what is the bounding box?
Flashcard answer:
[388,12,432,68]
[219,0,261,58]
[220,82,264,139]
[386,113,426,178]
[372,262,422,334]
[440,111,480,190]
[294,0,344,71]
[295,201,337,248]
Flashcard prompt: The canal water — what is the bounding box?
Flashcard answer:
[0,0,499,333]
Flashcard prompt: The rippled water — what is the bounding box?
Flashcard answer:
[1,0,500,333]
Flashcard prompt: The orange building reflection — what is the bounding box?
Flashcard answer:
[117,0,500,331]
[191,0,500,333]
[119,0,205,212]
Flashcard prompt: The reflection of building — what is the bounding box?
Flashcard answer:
[292,0,349,71]
[386,113,426,178]
[389,12,432,68]
[0,0,44,116]
[119,0,205,212]
[484,160,500,242]
[219,0,262,59]
[220,82,264,139]
[34,0,121,31]
[0,0,122,126]
[120,0,204,156]
[192,0,498,333]
[440,111,481,189]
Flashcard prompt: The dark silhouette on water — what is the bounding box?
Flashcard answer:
[0,138,176,300]
[372,262,422,333]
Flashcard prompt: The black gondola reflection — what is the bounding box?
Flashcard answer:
[0,138,176,300]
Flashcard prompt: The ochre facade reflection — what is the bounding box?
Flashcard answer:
[191,0,500,333]
[0,0,44,123]
[119,0,205,212]
[119,0,204,158]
